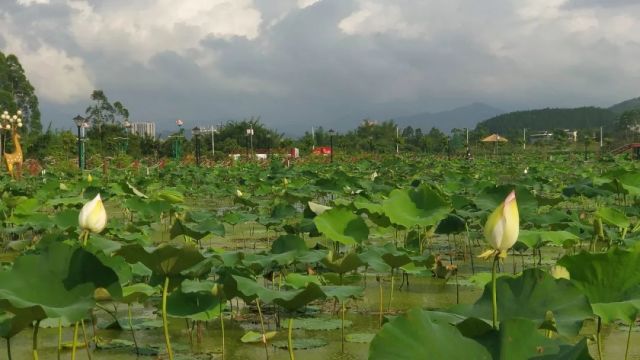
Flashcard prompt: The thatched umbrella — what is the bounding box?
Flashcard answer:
[481,134,509,143]
[481,134,508,154]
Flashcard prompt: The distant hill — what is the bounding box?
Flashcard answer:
[395,102,503,133]
[609,97,640,114]
[476,107,617,134]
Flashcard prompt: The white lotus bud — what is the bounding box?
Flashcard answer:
[78,194,107,233]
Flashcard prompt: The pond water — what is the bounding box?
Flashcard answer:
[6,269,638,359]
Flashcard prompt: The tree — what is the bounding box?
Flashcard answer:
[0,51,42,134]
[85,90,115,126]
[617,109,640,142]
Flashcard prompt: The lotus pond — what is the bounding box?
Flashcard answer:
[1,153,639,359]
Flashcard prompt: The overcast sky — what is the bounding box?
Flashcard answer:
[2,0,640,133]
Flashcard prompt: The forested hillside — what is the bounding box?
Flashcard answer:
[475,107,616,134]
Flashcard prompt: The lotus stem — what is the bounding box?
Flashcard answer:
[597,316,603,360]
[32,320,40,360]
[388,269,394,312]
[378,276,383,328]
[491,253,499,329]
[625,321,633,360]
[162,276,174,360]
[341,301,346,353]
[57,318,62,360]
[81,319,92,360]
[81,230,89,247]
[220,301,225,359]
[255,298,269,360]
[71,322,79,360]
[128,304,139,355]
[287,318,295,360]
[6,338,12,360]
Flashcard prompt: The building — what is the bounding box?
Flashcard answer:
[131,122,156,139]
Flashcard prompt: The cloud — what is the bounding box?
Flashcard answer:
[1,9,93,103]
[2,0,640,133]
[16,0,50,6]
[66,0,262,62]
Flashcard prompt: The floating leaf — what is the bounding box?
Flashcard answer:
[272,338,327,350]
[345,333,375,343]
[241,330,277,343]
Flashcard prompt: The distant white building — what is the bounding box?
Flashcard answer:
[131,122,156,139]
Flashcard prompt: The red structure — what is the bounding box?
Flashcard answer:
[312,146,332,155]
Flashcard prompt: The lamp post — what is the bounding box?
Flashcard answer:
[211,126,216,157]
[173,119,184,160]
[266,133,271,157]
[192,126,201,166]
[73,115,89,170]
[124,119,131,152]
[1,110,23,156]
[328,129,335,163]
[246,128,254,159]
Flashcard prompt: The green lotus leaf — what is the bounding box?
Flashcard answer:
[320,285,363,302]
[116,244,206,288]
[291,318,352,331]
[474,185,537,220]
[451,269,592,335]
[240,330,277,343]
[321,252,364,274]
[231,275,325,311]
[558,248,640,324]
[125,182,148,198]
[517,230,580,249]
[64,245,127,299]
[0,243,118,323]
[382,184,451,229]
[156,189,184,203]
[313,208,369,245]
[345,333,375,343]
[180,279,216,294]
[595,207,630,229]
[369,309,491,360]
[222,211,258,226]
[271,338,327,350]
[463,317,592,360]
[52,209,80,230]
[435,214,467,235]
[271,234,307,254]
[0,309,36,339]
[285,273,322,289]
[166,289,221,319]
[121,283,158,304]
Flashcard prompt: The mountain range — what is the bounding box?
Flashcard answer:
[394,102,504,133]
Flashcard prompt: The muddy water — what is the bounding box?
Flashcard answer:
[6,272,638,359]
[5,221,638,359]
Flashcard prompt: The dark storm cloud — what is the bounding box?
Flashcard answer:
[3,0,640,134]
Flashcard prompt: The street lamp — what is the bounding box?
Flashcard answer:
[246,127,254,159]
[328,129,335,163]
[210,126,217,157]
[266,133,271,157]
[1,110,23,156]
[192,126,201,166]
[173,119,184,160]
[115,119,132,154]
[73,115,90,170]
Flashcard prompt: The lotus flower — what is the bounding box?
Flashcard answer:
[482,190,519,256]
[550,265,570,280]
[79,194,107,233]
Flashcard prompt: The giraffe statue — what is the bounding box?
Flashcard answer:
[3,130,23,179]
